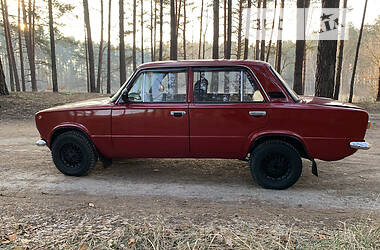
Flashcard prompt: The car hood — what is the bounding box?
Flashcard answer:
[41,97,112,112]
[300,96,362,109]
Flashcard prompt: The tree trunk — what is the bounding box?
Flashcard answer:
[275,0,284,72]
[176,0,182,40]
[183,0,186,60]
[315,0,340,98]
[150,0,154,61]
[0,57,9,95]
[120,0,127,84]
[293,0,310,95]
[29,0,37,91]
[107,0,111,94]
[255,0,261,60]
[302,50,307,92]
[153,0,157,61]
[22,0,37,91]
[237,0,243,59]
[202,9,208,59]
[170,0,177,60]
[2,0,14,92]
[1,0,20,92]
[84,31,90,92]
[223,0,227,58]
[159,0,163,61]
[266,0,277,62]
[348,0,367,103]
[377,65,380,102]
[96,0,104,93]
[260,0,266,61]
[8,59,14,92]
[198,0,204,59]
[243,0,251,60]
[132,0,137,69]
[141,0,144,63]
[48,0,58,92]
[212,0,219,59]
[225,0,232,59]
[333,0,347,100]
[18,0,26,91]
[83,0,96,92]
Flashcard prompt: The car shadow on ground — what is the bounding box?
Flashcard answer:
[87,158,320,189]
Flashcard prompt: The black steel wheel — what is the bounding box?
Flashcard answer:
[51,131,97,176]
[250,140,302,189]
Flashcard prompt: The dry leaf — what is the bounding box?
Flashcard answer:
[319,234,326,239]
[21,238,31,244]
[80,244,89,250]
[128,238,136,247]
[88,202,95,208]
[59,243,68,249]
[1,240,10,244]
[9,233,17,241]
[280,235,289,243]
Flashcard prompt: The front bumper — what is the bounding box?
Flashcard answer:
[36,139,46,146]
[350,141,371,150]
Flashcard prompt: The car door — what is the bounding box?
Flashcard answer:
[189,67,269,159]
[112,68,189,158]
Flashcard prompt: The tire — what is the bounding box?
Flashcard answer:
[249,140,302,190]
[51,131,97,176]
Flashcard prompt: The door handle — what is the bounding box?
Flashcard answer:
[249,111,266,117]
[170,111,186,117]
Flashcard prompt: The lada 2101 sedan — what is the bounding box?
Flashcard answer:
[35,60,371,189]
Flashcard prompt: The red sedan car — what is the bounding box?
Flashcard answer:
[35,60,371,189]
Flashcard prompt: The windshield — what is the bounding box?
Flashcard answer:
[110,71,136,103]
[270,67,301,102]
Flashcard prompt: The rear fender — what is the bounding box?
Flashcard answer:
[247,131,311,159]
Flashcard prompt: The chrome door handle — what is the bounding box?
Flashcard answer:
[170,111,186,117]
[249,111,266,117]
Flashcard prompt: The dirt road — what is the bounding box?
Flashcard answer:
[0,93,379,248]
[1,115,379,211]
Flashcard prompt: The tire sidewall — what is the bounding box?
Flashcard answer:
[250,142,302,190]
[52,133,94,176]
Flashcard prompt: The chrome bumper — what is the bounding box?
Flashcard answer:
[36,139,46,146]
[350,142,370,150]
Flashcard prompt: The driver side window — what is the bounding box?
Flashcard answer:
[128,71,187,103]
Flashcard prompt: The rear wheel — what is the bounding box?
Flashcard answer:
[51,131,97,176]
[249,140,302,189]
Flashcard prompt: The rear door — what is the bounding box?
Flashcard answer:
[189,67,269,158]
[112,68,189,158]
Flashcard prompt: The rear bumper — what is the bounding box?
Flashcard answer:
[350,141,370,150]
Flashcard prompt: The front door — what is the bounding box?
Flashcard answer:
[112,68,189,158]
[189,67,269,159]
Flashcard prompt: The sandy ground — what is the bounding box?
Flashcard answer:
[0,93,379,248]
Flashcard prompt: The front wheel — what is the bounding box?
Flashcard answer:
[51,131,97,176]
[249,140,302,190]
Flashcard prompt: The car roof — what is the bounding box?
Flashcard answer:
[138,59,270,70]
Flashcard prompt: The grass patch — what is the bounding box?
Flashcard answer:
[57,219,379,249]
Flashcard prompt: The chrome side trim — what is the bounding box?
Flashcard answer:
[36,139,46,146]
[350,142,370,150]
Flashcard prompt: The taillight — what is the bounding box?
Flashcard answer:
[367,121,371,129]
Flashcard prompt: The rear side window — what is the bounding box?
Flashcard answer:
[193,69,264,103]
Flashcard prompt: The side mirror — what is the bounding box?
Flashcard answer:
[121,91,129,103]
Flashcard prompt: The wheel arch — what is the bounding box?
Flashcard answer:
[249,133,311,159]
[49,124,92,149]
